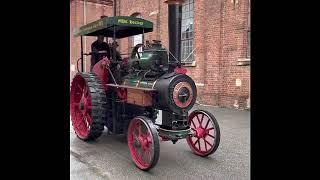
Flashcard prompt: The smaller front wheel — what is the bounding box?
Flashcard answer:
[186,110,221,157]
[127,116,160,170]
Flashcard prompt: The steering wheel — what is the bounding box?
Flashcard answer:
[130,43,144,59]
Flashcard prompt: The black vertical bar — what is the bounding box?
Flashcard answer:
[113,0,116,17]
[112,0,117,62]
[142,28,145,50]
[168,3,183,72]
[80,36,84,72]
[112,91,117,133]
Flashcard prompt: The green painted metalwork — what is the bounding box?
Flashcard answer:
[128,49,168,71]
[74,16,153,38]
[123,78,155,89]
[139,52,154,70]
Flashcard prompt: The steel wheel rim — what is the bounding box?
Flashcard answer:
[187,111,217,156]
[70,75,93,139]
[128,118,155,169]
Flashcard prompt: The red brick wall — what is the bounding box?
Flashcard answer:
[70,0,113,81]
[219,0,250,109]
[70,0,250,110]
[117,0,169,56]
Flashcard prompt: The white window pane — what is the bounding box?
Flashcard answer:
[185,5,189,11]
[186,19,192,26]
[182,19,186,26]
[181,0,194,63]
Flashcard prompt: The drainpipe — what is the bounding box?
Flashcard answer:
[83,0,87,72]
[157,0,161,40]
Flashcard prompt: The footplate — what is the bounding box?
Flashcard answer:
[158,127,193,141]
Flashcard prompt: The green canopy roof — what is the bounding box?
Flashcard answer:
[73,16,153,38]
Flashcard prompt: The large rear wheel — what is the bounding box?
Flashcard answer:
[127,116,160,170]
[70,73,107,141]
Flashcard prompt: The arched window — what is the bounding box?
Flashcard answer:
[181,0,194,64]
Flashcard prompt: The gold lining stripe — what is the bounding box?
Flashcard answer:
[152,79,158,89]
[123,79,128,86]
[136,79,141,87]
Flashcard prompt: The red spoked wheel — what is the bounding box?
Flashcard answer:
[186,110,220,157]
[127,116,160,170]
[70,73,107,141]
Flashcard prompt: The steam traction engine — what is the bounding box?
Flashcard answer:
[70,0,220,170]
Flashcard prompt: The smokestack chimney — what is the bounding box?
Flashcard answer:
[164,0,185,72]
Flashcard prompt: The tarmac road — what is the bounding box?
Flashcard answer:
[70,105,250,180]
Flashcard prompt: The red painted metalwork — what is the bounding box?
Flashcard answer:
[186,111,217,156]
[174,67,187,74]
[122,57,129,68]
[70,74,93,139]
[172,82,193,108]
[92,57,110,91]
[127,118,154,170]
[116,88,127,101]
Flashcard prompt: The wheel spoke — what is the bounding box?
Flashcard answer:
[138,122,142,137]
[200,114,204,127]
[207,127,214,131]
[204,138,213,147]
[204,118,210,129]
[77,84,82,91]
[133,139,141,149]
[146,148,152,163]
[133,126,138,136]
[207,134,215,139]
[193,138,200,147]
[142,148,149,164]
[195,115,201,125]
[74,112,84,127]
[75,120,82,128]
[204,138,208,151]
[75,117,86,131]
[191,119,196,128]
[133,133,139,142]
[146,131,150,138]
[198,140,201,150]
[138,148,144,162]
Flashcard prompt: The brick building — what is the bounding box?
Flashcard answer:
[70,0,250,110]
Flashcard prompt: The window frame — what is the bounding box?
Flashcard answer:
[181,0,195,65]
